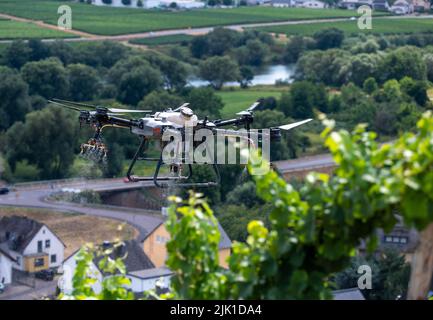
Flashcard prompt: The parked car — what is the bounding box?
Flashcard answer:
[35,269,55,281]
[0,283,5,294]
[0,187,9,195]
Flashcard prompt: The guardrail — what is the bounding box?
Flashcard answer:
[11,177,125,191]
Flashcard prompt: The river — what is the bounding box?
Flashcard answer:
[188,64,296,87]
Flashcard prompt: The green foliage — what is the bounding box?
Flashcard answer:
[67,64,100,101]
[379,46,427,82]
[334,249,411,300]
[165,193,228,299]
[0,66,31,131]
[60,243,134,300]
[313,27,344,50]
[65,112,433,300]
[21,57,69,99]
[5,105,78,180]
[165,112,433,299]
[199,56,240,90]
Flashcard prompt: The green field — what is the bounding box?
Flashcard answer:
[217,87,288,118]
[129,34,195,46]
[0,19,73,39]
[0,0,386,36]
[255,18,433,36]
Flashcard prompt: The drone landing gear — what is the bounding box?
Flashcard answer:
[126,138,220,188]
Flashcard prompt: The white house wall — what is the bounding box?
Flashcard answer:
[0,254,13,285]
[8,250,24,271]
[23,226,64,269]
[61,255,103,295]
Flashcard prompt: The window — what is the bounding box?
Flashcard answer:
[34,258,44,267]
[400,237,408,244]
[51,254,57,264]
[45,240,51,249]
[384,236,393,243]
[16,256,21,266]
[37,240,43,253]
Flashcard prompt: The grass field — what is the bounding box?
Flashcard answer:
[0,207,137,257]
[129,34,195,46]
[255,18,433,36]
[217,86,288,118]
[0,0,386,35]
[0,19,73,39]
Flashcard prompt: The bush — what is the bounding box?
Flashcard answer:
[121,0,131,5]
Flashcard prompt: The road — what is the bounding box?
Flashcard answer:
[0,179,164,242]
[1,13,433,44]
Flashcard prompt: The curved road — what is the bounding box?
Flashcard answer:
[0,153,335,238]
[0,179,164,242]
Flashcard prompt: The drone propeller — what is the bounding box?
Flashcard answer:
[49,100,81,112]
[50,99,151,114]
[236,100,262,116]
[278,119,313,131]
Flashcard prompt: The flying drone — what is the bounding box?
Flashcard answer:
[49,98,312,188]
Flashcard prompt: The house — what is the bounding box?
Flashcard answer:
[271,0,293,7]
[143,219,232,268]
[372,0,389,10]
[358,216,419,263]
[301,0,326,8]
[61,240,172,294]
[0,247,14,285]
[413,0,430,11]
[339,0,373,9]
[333,288,365,300]
[92,0,205,9]
[390,0,414,14]
[0,216,65,273]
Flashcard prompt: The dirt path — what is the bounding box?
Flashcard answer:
[0,12,95,38]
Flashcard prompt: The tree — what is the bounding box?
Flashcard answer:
[239,65,254,88]
[313,28,344,50]
[199,56,240,90]
[278,81,325,119]
[186,87,224,119]
[363,77,378,94]
[145,53,189,91]
[4,40,31,69]
[237,40,269,66]
[334,250,411,300]
[67,64,100,101]
[284,36,314,63]
[21,58,69,99]
[138,91,184,112]
[225,181,264,208]
[379,46,427,82]
[190,36,209,59]
[109,56,163,105]
[28,39,50,61]
[399,77,428,107]
[0,67,32,131]
[117,66,162,105]
[295,49,351,86]
[5,106,78,179]
[205,28,241,56]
